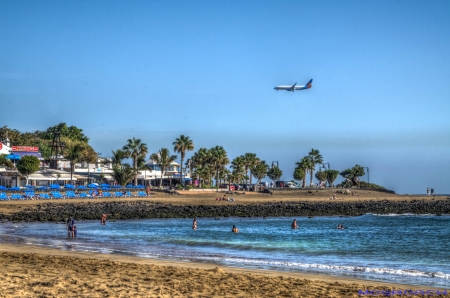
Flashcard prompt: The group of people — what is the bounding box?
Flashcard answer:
[216,194,235,202]
[329,194,343,200]
[337,224,345,230]
[427,188,435,196]
[66,217,77,238]
[192,218,239,233]
[66,213,108,237]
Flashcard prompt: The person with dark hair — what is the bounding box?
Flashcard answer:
[291,219,298,229]
[192,218,197,230]
[232,225,239,233]
[66,217,75,238]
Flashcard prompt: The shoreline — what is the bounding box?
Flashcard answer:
[0,243,445,297]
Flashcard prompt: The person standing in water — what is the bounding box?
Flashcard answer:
[291,219,298,229]
[192,218,197,230]
[66,217,75,238]
[232,225,239,233]
[101,214,107,225]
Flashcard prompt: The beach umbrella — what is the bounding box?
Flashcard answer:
[50,184,61,189]
[136,185,145,189]
[87,183,99,188]
[77,185,87,189]
[0,186,7,190]
[100,183,110,188]
[38,186,48,190]
[112,185,122,189]
[125,184,134,188]
[5,154,20,166]
[65,184,75,189]
[9,186,20,191]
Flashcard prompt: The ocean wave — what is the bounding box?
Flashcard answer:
[365,213,437,216]
[180,255,450,280]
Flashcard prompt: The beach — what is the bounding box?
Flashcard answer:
[0,243,443,298]
[0,190,449,297]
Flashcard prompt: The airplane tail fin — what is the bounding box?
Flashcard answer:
[305,79,313,88]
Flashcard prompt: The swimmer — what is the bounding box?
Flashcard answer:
[291,219,298,229]
[232,225,239,233]
[73,225,77,237]
[101,213,107,225]
[192,218,197,230]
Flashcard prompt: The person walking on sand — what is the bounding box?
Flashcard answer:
[145,185,151,197]
[232,225,239,233]
[291,219,298,229]
[192,218,197,230]
[66,217,75,238]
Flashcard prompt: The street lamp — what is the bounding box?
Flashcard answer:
[361,166,369,186]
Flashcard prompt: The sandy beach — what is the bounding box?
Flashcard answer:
[0,190,448,297]
[0,243,443,298]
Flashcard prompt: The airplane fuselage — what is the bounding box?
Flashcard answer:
[274,79,313,92]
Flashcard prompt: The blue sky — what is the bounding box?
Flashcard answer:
[1,0,449,194]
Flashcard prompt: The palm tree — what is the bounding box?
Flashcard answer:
[173,135,194,186]
[111,164,138,187]
[308,148,323,186]
[191,148,210,185]
[209,146,229,190]
[296,157,311,188]
[231,156,246,183]
[65,143,85,183]
[137,156,152,186]
[150,148,177,189]
[111,149,126,166]
[123,138,149,186]
[243,153,260,184]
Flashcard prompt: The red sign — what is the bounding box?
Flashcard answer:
[0,143,2,150]
[11,146,39,152]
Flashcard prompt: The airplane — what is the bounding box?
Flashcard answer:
[273,79,313,92]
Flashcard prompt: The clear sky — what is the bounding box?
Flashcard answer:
[1,0,449,194]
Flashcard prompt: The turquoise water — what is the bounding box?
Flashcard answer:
[1,214,449,287]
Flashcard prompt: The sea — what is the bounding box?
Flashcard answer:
[0,214,449,288]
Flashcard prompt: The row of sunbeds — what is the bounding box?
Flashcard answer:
[0,190,152,200]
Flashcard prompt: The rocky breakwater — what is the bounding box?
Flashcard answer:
[2,199,450,222]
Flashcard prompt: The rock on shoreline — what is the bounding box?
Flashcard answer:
[1,200,450,222]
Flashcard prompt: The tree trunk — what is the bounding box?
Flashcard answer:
[310,170,314,186]
[134,158,138,186]
[216,169,219,191]
[70,163,74,183]
[160,171,164,189]
[180,157,184,186]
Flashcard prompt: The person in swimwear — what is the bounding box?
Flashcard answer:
[73,225,77,237]
[101,213,107,225]
[232,225,239,233]
[291,219,298,229]
[192,218,197,230]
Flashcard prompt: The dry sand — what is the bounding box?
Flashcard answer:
[0,189,442,215]
[0,243,441,298]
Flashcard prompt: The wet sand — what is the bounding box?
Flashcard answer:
[0,243,445,298]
